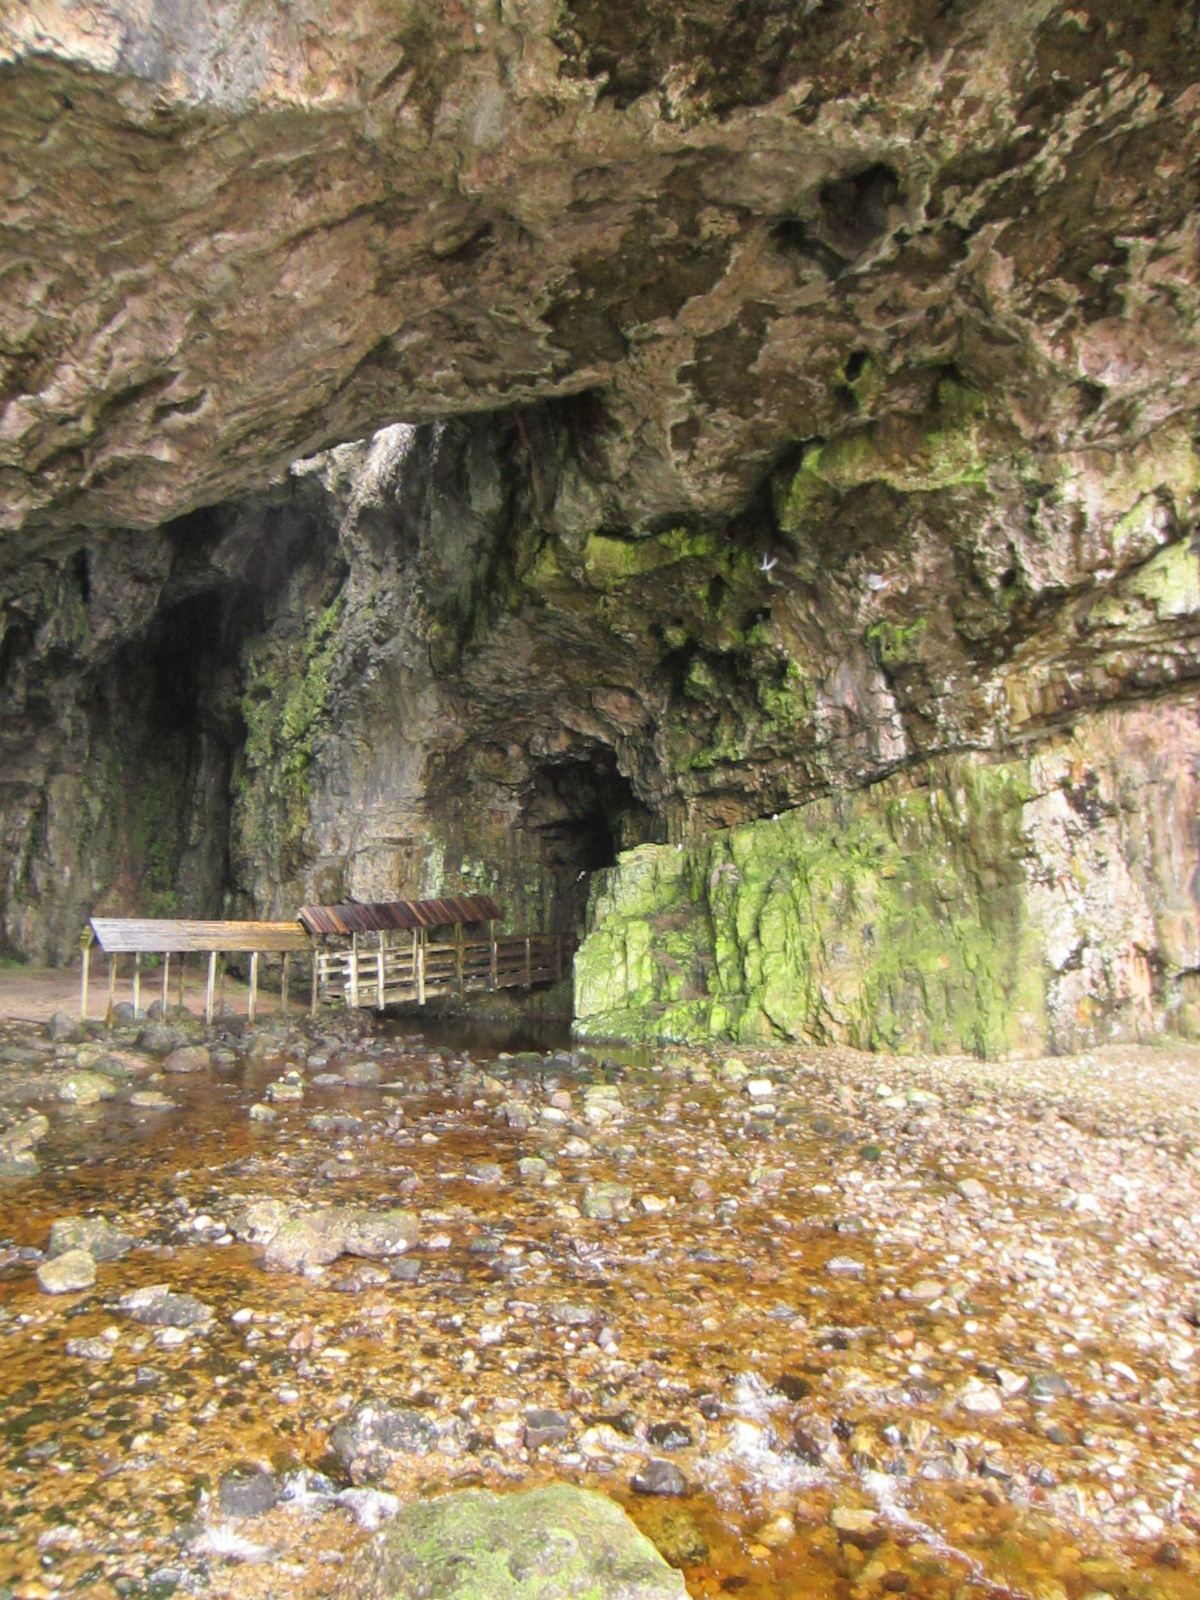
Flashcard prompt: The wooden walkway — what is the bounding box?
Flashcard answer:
[316,931,570,1011]
[82,908,571,1023]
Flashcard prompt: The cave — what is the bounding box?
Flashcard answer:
[519,750,665,935]
[2,7,1200,1592]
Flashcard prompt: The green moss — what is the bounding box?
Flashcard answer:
[367,1484,685,1599]
[581,525,721,587]
[238,596,344,870]
[574,757,1048,1057]
[1128,539,1200,618]
[775,382,992,537]
[866,616,927,668]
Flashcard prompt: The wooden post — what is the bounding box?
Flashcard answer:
[177,952,185,1011]
[410,930,418,993]
[490,921,498,992]
[205,951,217,1026]
[218,954,226,1016]
[456,923,464,996]
[79,935,91,1022]
[161,954,170,1016]
[417,931,426,1006]
[132,952,141,1018]
[281,952,290,1016]
[377,932,385,1011]
[349,933,359,1009]
[310,946,320,1018]
[525,936,532,992]
[248,952,259,1022]
[106,955,116,1026]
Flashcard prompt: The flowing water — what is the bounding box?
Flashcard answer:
[0,1009,1197,1599]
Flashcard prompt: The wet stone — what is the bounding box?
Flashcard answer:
[65,1335,114,1361]
[47,1215,134,1262]
[773,1372,812,1402]
[632,1458,689,1497]
[163,1046,210,1074]
[581,1181,633,1219]
[218,1467,280,1518]
[136,1025,184,1058]
[646,1420,693,1451]
[352,1484,686,1599]
[36,1248,96,1294]
[332,1405,437,1483]
[344,1061,383,1087]
[523,1408,570,1448]
[48,1010,82,1043]
[335,1260,392,1293]
[118,1284,213,1328]
[59,1071,117,1104]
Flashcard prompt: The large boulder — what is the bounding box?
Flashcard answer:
[347,1485,687,1599]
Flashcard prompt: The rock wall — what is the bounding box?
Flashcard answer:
[5,2,1200,1018]
[575,701,1200,1054]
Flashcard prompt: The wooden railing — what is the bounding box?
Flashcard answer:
[314,931,572,1011]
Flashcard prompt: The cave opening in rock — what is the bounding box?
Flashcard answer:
[521,749,663,934]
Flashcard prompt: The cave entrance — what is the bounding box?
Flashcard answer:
[522,748,662,934]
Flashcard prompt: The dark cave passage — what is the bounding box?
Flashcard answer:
[521,748,664,935]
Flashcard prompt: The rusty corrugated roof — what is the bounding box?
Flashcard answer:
[296,896,501,937]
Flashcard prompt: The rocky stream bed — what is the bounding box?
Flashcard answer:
[0,1007,1198,1600]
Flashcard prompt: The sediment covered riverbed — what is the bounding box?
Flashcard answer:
[0,1008,1198,1599]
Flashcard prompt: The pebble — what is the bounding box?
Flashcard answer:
[524,1409,570,1448]
[219,1469,280,1518]
[631,1459,688,1497]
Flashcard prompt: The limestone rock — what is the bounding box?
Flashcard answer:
[47,1216,135,1263]
[347,1484,687,1598]
[58,1072,117,1105]
[339,1209,420,1260]
[262,1214,346,1273]
[118,1284,213,1329]
[331,1405,437,1484]
[37,1249,96,1294]
[163,1047,210,1075]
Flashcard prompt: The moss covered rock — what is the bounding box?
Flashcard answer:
[348,1484,686,1600]
[576,706,1200,1056]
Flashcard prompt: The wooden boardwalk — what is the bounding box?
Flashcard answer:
[82,902,571,1023]
[316,931,569,1011]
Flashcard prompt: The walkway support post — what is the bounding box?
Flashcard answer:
[205,952,217,1026]
[349,933,359,1010]
[417,932,426,1005]
[377,933,385,1011]
[218,954,226,1016]
[282,952,290,1016]
[248,952,259,1022]
[177,954,185,1011]
[456,923,464,996]
[79,933,91,1022]
[490,921,498,992]
[310,947,319,1018]
[132,952,141,1018]
[106,955,116,1027]
[161,954,170,1016]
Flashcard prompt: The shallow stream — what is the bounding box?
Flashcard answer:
[0,1009,1196,1599]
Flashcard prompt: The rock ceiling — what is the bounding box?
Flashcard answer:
[3,0,1199,548]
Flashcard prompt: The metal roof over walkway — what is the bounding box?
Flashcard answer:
[296,896,501,937]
